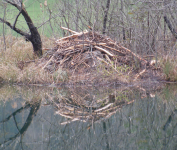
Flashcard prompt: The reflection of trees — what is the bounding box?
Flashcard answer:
[103,121,110,150]
[40,86,177,150]
[46,86,135,124]
[1,85,177,150]
[0,97,41,149]
[162,108,177,149]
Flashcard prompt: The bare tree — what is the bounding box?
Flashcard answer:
[102,0,111,34]
[164,16,177,40]
[1,0,176,58]
[0,0,42,57]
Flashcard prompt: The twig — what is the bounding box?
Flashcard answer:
[97,57,109,65]
[143,55,154,58]
[105,54,112,64]
[97,57,121,74]
[120,45,148,64]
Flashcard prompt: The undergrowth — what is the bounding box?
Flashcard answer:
[160,55,177,82]
[0,35,68,84]
[0,35,176,84]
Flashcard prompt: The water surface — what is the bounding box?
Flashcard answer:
[0,84,177,150]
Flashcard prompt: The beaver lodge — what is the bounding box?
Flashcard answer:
[39,27,162,85]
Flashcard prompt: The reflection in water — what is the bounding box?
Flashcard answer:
[0,96,41,149]
[46,86,137,125]
[0,84,177,149]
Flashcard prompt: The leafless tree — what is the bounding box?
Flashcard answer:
[0,0,42,57]
[102,0,111,34]
[1,0,177,58]
[164,16,177,40]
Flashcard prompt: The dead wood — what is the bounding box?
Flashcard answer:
[94,46,114,57]
[60,26,79,34]
[39,27,150,81]
[44,86,144,124]
[133,69,146,81]
[120,46,148,64]
[102,45,126,56]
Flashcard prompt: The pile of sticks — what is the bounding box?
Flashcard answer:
[41,27,148,74]
[46,88,135,124]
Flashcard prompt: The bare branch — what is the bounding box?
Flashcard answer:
[164,15,177,39]
[0,17,30,38]
[13,0,23,29]
[4,0,37,35]
[0,0,42,56]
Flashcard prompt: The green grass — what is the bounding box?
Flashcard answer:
[0,0,57,37]
[0,0,96,37]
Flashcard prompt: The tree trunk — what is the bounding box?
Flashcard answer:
[102,0,110,34]
[0,0,42,57]
[29,26,42,57]
[164,15,177,40]
[20,4,42,56]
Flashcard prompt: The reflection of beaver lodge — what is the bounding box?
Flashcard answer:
[45,86,154,124]
[44,82,162,124]
[40,27,161,83]
[49,92,134,124]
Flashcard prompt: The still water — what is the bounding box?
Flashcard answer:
[0,84,177,150]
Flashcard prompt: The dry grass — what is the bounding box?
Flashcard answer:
[0,34,176,85]
[160,54,177,82]
[0,36,32,83]
[0,35,68,84]
[0,33,134,84]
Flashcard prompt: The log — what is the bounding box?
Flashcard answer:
[102,45,126,56]
[56,31,89,43]
[95,103,113,112]
[60,26,79,34]
[94,46,114,57]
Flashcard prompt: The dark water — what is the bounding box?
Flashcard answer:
[0,84,177,150]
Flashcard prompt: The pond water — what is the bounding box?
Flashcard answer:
[0,84,177,150]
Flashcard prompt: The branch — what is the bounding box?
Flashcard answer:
[0,1,30,39]
[13,0,23,29]
[0,18,30,39]
[164,15,177,39]
[0,99,41,147]
[5,0,36,35]
[0,103,30,123]
[5,0,21,10]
